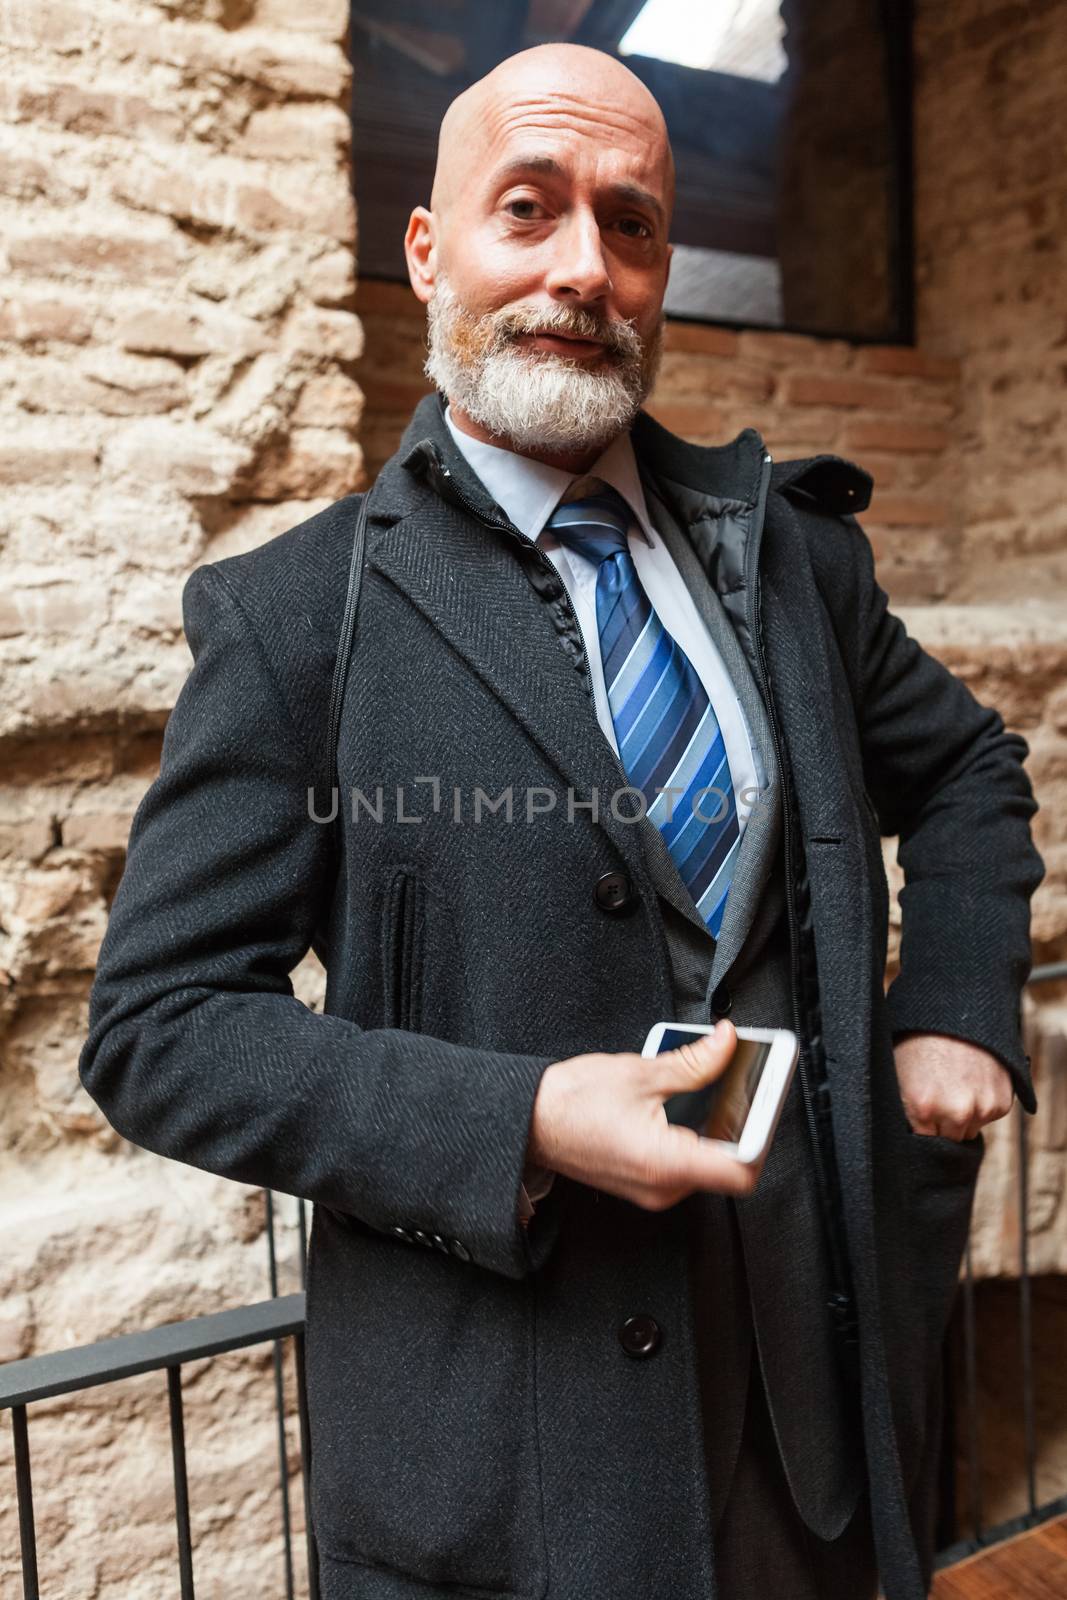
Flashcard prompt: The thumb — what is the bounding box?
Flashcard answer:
[651,1020,737,1094]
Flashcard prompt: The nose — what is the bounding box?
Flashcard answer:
[544,207,613,305]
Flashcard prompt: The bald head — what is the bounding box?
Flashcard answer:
[430,43,675,227]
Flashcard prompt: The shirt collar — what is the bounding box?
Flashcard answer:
[443,401,655,547]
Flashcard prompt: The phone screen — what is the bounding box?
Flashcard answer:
[655,1029,773,1144]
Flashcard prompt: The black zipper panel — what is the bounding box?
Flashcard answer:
[747,455,861,1383]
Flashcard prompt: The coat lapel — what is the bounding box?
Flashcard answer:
[366,470,653,883]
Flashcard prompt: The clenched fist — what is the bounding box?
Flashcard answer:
[893,1031,1015,1141]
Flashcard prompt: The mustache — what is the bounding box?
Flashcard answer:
[490,302,642,360]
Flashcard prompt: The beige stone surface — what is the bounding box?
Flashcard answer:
[0,0,349,1589]
[915,0,1067,585]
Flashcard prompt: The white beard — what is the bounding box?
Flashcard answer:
[424,272,663,455]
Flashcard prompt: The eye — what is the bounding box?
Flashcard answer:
[506,197,547,221]
[617,216,653,239]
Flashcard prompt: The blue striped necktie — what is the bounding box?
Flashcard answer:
[547,484,739,938]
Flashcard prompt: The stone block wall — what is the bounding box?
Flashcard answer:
[907,0,1067,1299]
[0,0,361,743]
[915,0,1067,595]
[0,1,355,1592]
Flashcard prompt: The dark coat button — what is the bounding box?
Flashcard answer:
[594,869,637,915]
[711,982,733,1017]
[412,1229,432,1248]
[430,1233,449,1253]
[449,1238,471,1262]
[618,1314,662,1358]
[390,1224,413,1243]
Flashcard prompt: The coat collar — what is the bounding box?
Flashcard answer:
[382,389,773,529]
[369,388,872,530]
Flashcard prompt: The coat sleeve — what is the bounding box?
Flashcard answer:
[79,559,563,1278]
[845,521,1045,1111]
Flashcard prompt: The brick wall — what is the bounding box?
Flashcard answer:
[915,0,1067,589]
[0,0,360,740]
[0,3,356,1592]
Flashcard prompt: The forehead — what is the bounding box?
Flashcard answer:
[479,90,669,194]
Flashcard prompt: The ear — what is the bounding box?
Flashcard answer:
[405,206,437,305]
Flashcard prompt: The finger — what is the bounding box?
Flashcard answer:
[934,1116,971,1142]
[651,1020,737,1094]
[646,1122,758,1198]
[678,1133,759,1196]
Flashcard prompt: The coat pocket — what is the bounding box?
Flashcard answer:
[304,1205,548,1596]
[874,1040,986,1496]
[380,866,471,1042]
[897,1126,984,1494]
[382,867,425,1031]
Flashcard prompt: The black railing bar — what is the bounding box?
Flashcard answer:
[167,1365,195,1600]
[935,1324,959,1549]
[1028,961,1067,985]
[11,1404,39,1600]
[961,1235,983,1539]
[266,1190,280,1300]
[1017,1108,1038,1518]
[294,1330,320,1600]
[271,1338,295,1600]
[265,1191,296,1600]
[0,1294,306,1410]
[933,1486,1067,1570]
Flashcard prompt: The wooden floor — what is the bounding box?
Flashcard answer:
[931,1514,1067,1598]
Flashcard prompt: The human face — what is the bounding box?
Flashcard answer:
[407,89,673,467]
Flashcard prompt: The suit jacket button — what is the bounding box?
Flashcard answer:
[619,1314,661,1358]
[449,1238,471,1262]
[594,869,636,915]
[711,982,733,1017]
[412,1229,432,1248]
[390,1225,413,1242]
[430,1233,449,1253]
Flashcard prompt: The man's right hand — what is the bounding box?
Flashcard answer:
[525,1020,757,1210]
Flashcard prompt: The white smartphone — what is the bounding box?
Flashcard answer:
[641,1022,800,1167]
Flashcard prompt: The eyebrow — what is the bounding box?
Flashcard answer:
[490,153,666,230]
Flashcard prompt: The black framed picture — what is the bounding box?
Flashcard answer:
[350,0,913,341]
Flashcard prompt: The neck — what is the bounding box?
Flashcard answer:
[446,401,617,475]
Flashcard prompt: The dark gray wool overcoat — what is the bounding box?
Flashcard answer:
[80,389,1044,1600]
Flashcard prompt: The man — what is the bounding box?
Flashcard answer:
[80,42,1043,1600]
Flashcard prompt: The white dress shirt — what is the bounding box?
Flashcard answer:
[442,403,764,1224]
[443,403,763,824]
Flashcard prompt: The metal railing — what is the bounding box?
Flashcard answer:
[3,964,1066,1597]
[0,1200,317,1600]
[932,958,1067,1570]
